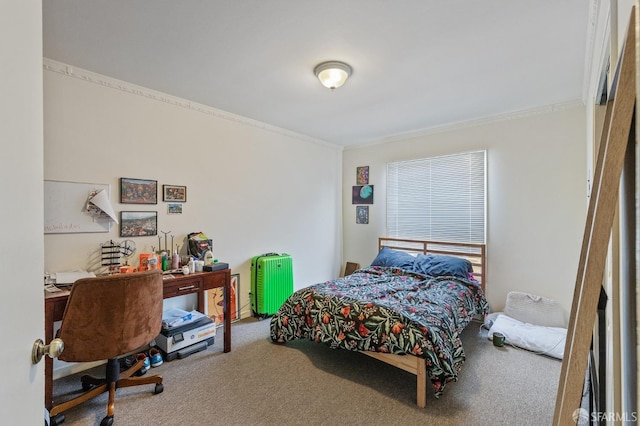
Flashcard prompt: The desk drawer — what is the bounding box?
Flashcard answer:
[163,277,202,298]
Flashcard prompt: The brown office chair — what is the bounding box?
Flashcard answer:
[49,270,164,426]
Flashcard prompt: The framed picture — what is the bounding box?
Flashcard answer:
[356,166,369,185]
[120,178,157,204]
[356,206,369,224]
[205,273,240,326]
[352,185,374,204]
[163,185,187,202]
[230,274,239,322]
[120,211,158,237]
[167,203,183,214]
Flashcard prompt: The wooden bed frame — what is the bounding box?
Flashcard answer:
[358,237,487,408]
[378,237,486,293]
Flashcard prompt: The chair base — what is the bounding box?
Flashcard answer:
[49,357,163,425]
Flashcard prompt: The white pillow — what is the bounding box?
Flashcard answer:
[504,291,568,328]
[488,314,566,359]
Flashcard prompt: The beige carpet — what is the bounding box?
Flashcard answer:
[52,317,561,426]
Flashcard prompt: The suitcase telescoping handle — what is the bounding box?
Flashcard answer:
[261,252,279,257]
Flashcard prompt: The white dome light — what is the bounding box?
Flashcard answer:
[314,61,352,90]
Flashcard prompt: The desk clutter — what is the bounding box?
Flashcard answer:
[46,232,228,300]
[90,231,224,276]
[100,239,137,273]
[137,231,226,275]
[47,231,228,290]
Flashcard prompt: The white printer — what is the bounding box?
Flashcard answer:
[156,309,216,361]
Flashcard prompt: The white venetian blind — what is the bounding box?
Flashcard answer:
[387,150,486,244]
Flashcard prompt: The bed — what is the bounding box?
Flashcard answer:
[270,237,489,407]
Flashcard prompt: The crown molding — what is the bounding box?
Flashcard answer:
[42,58,342,151]
[347,99,585,150]
[44,58,583,153]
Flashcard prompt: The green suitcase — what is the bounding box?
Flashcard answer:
[250,253,293,319]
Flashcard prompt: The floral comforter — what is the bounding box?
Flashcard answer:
[269,266,489,397]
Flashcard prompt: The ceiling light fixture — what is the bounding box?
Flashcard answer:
[314,61,352,90]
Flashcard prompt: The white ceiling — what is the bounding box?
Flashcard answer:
[43,1,590,147]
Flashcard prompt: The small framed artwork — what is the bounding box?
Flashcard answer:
[205,273,240,326]
[356,206,369,224]
[120,178,157,204]
[163,185,187,202]
[352,185,374,204]
[120,211,158,237]
[167,203,183,214]
[356,166,369,185]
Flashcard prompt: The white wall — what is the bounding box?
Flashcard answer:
[43,61,343,319]
[342,105,587,312]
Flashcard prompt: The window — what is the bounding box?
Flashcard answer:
[387,150,486,244]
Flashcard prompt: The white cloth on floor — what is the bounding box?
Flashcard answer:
[488,313,567,359]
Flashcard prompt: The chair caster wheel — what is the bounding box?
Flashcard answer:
[154,383,164,394]
[100,415,114,426]
[49,413,65,426]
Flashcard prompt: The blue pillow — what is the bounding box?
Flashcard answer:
[413,254,472,279]
[370,247,416,269]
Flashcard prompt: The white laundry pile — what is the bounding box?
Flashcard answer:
[487,291,568,359]
[488,314,567,359]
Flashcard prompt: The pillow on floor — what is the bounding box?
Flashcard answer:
[504,291,568,328]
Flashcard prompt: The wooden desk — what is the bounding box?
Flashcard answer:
[44,269,231,411]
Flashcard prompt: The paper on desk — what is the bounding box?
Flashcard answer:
[86,189,118,223]
[45,284,64,293]
[54,271,96,285]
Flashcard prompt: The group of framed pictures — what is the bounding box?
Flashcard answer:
[119,177,187,237]
[354,166,372,224]
[120,178,187,204]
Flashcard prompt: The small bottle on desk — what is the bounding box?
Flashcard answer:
[160,251,168,271]
[204,249,214,266]
[172,249,180,269]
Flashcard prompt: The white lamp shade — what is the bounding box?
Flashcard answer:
[314,61,352,89]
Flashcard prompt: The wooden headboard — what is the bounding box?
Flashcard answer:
[378,237,486,293]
